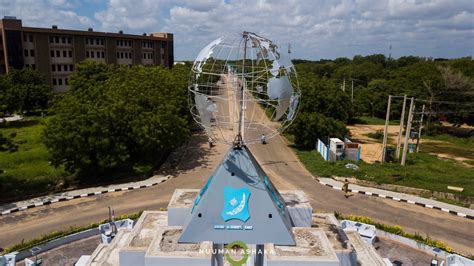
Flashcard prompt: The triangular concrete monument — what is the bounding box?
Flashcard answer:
[179,146,295,245]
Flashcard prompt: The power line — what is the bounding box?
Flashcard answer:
[414,99,474,106]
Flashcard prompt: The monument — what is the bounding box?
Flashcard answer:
[82,32,387,266]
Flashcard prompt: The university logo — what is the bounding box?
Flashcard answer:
[221,187,251,222]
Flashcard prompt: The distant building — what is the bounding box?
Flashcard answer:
[0,16,174,92]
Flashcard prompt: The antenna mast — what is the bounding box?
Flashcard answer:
[234,32,249,148]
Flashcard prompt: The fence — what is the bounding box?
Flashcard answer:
[316,139,329,161]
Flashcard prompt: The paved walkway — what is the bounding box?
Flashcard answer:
[317,177,474,219]
[0,114,23,123]
[0,175,171,215]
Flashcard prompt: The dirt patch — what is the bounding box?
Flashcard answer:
[177,191,198,206]
[159,229,200,252]
[429,152,473,168]
[274,229,327,256]
[349,124,473,166]
[348,125,400,163]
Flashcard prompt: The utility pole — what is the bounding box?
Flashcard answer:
[416,104,425,153]
[401,97,415,166]
[351,79,354,101]
[381,95,392,163]
[395,95,407,160]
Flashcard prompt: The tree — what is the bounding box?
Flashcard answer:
[289,113,348,149]
[43,62,191,177]
[0,68,51,114]
[296,68,352,122]
[437,66,474,126]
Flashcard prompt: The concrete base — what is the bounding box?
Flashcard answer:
[167,189,198,226]
[167,189,313,228]
[266,228,339,266]
[119,211,168,266]
[145,226,212,266]
[84,189,389,266]
[280,190,313,227]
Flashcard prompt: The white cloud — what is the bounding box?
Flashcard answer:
[0,0,94,30]
[1,0,472,59]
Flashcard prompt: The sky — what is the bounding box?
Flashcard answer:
[1,0,473,60]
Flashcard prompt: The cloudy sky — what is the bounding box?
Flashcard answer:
[1,0,473,60]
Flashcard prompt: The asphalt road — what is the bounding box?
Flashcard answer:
[0,78,473,256]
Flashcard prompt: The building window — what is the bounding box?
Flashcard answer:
[52,65,56,71]
[96,51,100,58]
[56,50,60,57]
[50,50,54,57]
[24,49,28,57]
[68,37,72,43]
[63,50,67,57]
[70,65,74,71]
[65,78,68,85]
[58,65,62,71]
[55,36,59,43]
[101,51,105,58]
[31,64,36,69]
[30,49,35,57]
[52,78,57,85]
[100,39,104,45]
[62,37,66,43]
[69,50,72,57]
[86,51,89,57]
[58,78,63,85]
[24,34,33,42]
[49,36,54,43]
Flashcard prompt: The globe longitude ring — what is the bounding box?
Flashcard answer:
[189,31,301,146]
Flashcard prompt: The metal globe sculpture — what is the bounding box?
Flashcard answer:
[189,31,300,146]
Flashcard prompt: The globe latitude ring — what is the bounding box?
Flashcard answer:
[225,240,249,266]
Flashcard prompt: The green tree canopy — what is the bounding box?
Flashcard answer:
[43,62,191,177]
[289,112,348,149]
[0,68,51,114]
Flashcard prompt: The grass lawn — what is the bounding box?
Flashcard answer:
[421,134,474,161]
[295,149,474,198]
[0,116,159,203]
[0,117,67,202]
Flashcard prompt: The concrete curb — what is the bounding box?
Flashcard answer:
[14,228,99,261]
[314,177,474,220]
[0,175,173,217]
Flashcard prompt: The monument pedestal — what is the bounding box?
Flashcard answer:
[84,189,387,266]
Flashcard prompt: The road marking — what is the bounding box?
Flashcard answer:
[0,175,173,216]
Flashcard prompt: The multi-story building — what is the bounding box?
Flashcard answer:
[0,16,174,92]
